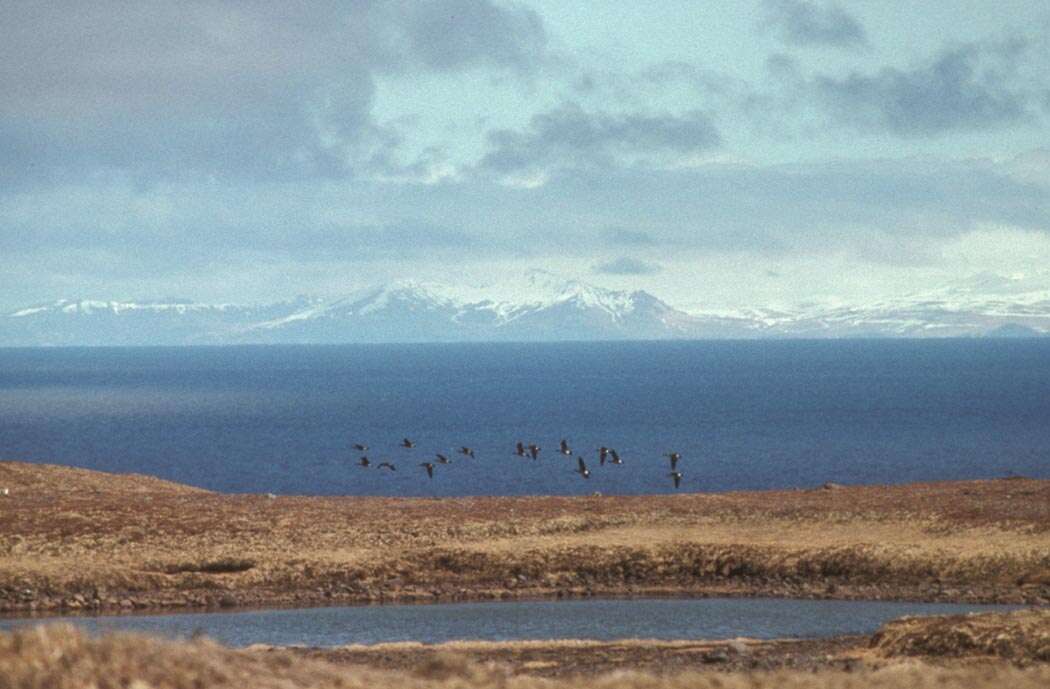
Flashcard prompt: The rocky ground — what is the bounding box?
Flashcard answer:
[1,461,1048,613]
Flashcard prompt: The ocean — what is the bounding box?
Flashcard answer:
[1,340,1047,496]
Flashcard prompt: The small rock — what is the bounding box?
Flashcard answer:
[120,598,134,608]
[702,650,730,664]
[727,640,750,655]
[821,482,844,490]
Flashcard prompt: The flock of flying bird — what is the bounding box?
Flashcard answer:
[350,439,686,488]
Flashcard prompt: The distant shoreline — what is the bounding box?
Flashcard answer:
[1,461,1048,616]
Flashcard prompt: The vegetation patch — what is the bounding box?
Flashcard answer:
[872,609,1050,662]
[157,558,256,575]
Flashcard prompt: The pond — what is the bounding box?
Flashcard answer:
[0,597,1024,647]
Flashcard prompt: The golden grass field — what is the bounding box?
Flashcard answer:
[1,461,1048,612]
[2,610,1049,689]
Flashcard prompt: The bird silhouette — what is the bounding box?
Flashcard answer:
[528,443,540,460]
[560,438,572,456]
[357,456,371,468]
[608,448,623,465]
[352,443,368,452]
[435,453,452,465]
[669,471,683,489]
[575,456,590,479]
[664,452,681,470]
[458,446,475,459]
[598,446,609,465]
[401,438,415,449]
[420,462,435,479]
[515,441,526,457]
[377,461,396,471]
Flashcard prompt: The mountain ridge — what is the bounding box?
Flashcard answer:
[3,273,1049,346]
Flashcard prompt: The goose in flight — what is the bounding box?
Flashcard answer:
[353,443,368,452]
[560,438,572,456]
[377,461,396,471]
[420,462,435,479]
[401,438,416,449]
[435,453,452,465]
[458,446,475,459]
[664,452,681,471]
[669,471,683,489]
[515,441,526,457]
[575,456,590,479]
[598,446,609,465]
[357,456,371,468]
[608,448,623,465]
[528,443,540,460]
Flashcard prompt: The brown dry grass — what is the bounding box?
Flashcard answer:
[3,624,1050,689]
[1,461,1048,612]
[872,608,1050,661]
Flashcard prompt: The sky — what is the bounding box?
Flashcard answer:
[2,1,1050,312]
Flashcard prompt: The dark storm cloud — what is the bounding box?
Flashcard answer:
[813,42,1032,136]
[0,1,547,184]
[479,102,722,173]
[593,257,662,275]
[762,0,868,49]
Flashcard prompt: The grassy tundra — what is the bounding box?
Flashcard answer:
[1,461,1048,612]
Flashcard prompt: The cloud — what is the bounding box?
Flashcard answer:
[593,257,662,275]
[7,154,1045,271]
[813,42,1033,136]
[2,152,1049,309]
[0,208,482,266]
[604,228,659,246]
[0,2,548,185]
[396,0,547,72]
[479,102,722,174]
[762,0,867,49]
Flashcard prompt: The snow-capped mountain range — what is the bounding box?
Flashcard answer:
[3,270,1049,346]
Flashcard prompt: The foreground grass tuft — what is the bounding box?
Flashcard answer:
[873,609,1050,661]
[3,624,1050,689]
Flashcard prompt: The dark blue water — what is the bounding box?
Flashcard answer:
[0,598,1023,646]
[1,340,1048,496]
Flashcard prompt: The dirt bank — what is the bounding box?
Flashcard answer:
[288,608,1050,676]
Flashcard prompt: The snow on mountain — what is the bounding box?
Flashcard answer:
[237,274,698,343]
[4,271,1049,346]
